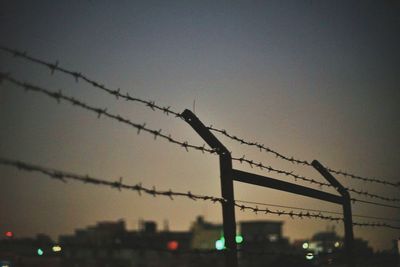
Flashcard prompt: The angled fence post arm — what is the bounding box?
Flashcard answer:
[181,109,238,267]
[312,160,355,267]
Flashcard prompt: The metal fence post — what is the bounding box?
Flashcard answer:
[312,160,355,267]
[181,109,238,267]
[181,109,355,267]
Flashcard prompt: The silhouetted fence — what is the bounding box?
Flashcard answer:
[0,46,399,267]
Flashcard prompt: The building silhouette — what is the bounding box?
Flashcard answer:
[1,217,398,267]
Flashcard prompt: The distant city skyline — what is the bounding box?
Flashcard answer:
[4,216,382,267]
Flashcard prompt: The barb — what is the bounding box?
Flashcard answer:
[1,45,397,189]
[0,46,182,118]
[0,73,216,155]
[232,155,400,203]
[1,157,399,230]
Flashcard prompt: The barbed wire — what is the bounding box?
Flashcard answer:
[351,198,400,210]
[0,46,183,118]
[325,168,399,188]
[231,155,400,203]
[0,73,216,155]
[1,45,397,189]
[4,69,394,204]
[0,157,224,203]
[1,73,399,212]
[1,157,399,230]
[236,201,400,228]
[234,203,400,230]
[210,127,399,188]
[1,73,398,209]
[346,188,400,202]
[232,155,330,187]
[235,200,400,223]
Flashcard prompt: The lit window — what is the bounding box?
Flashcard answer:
[52,245,62,252]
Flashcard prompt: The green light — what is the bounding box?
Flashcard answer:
[37,248,44,256]
[235,235,243,244]
[215,235,243,250]
[215,239,225,250]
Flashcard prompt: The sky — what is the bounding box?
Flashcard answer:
[0,0,399,251]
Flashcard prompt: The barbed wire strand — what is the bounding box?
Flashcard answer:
[0,157,399,230]
[235,200,400,223]
[231,155,400,203]
[350,198,400,210]
[0,157,224,203]
[210,127,399,188]
[0,73,216,155]
[233,203,400,230]
[1,45,397,189]
[0,46,182,117]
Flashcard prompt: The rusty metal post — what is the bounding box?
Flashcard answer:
[312,160,355,267]
[181,109,238,267]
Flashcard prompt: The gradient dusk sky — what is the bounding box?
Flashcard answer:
[0,1,399,251]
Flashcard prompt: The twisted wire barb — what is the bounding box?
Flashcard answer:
[1,45,397,189]
[0,73,216,155]
[1,157,399,229]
